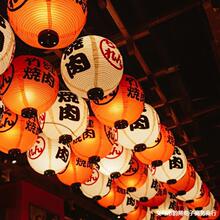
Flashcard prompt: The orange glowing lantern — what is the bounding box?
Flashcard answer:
[90,74,144,129]
[1,55,59,118]
[7,0,87,49]
[126,204,147,220]
[98,181,126,209]
[135,124,175,167]
[57,153,93,188]
[70,116,113,164]
[114,156,148,192]
[0,107,39,156]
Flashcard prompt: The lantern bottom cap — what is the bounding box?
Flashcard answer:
[89,156,100,164]
[114,120,128,129]
[134,143,147,152]
[151,160,163,167]
[87,87,104,100]
[44,169,55,176]
[22,107,37,118]
[38,29,59,48]
[167,179,177,184]
[140,197,148,202]
[127,187,136,192]
[108,205,116,210]
[92,195,102,201]
[110,172,121,179]
[71,182,81,191]
[176,190,186,196]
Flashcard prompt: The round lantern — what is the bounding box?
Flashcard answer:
[164,163,196,196]
[114,156,148,192]
[80,167,111,200]
[7,0,87,49]
[135,124,175,167]
[98,142,132,179]
[70,116,113,164]
[150,146,187,184]
[41,90,89,143]
[110,194,137,217]
[57,153,93,187]
[61,35,124,100]
[1,55,59,118]
[0,99,5,120]
[27,133,71,175]
[90,74,144,129]
[130,168,159,202]
[0,107,39,155]
[126,204,147,220]
[0,14,15,75]
[117,103,160,152]
[98,181,126,209]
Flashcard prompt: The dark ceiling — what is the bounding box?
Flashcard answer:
[1,0,220,219]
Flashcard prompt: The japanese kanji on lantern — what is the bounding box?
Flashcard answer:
[117,103,160,152]
[27,133,71,176]
[80,167,111,200]
[41,90,89,144]
[0,99,5,120]
[7,0,87,49]
[61,35,124,100]
[0,107,39,156]
[150,146,187,184]
[70,116,113,164]
[134,124,175,167]
[98,142,132,179]
[1,55,59,118]
[0,14,15,75]
[126,204,147,220]
[90,74,144,129]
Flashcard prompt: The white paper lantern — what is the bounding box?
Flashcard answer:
[80,167,111,200]
[110,194,137,217]
[117,103,160,152]
[27,133,71,175]
[61,35,124,100]
[130,168,159,202]
[176,172,202,202]
[40,90,88,142]
[150,146,187,184]
[98,143,132,179]
[0,15,15,75]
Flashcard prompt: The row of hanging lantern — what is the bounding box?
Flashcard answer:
[0,1,219,219]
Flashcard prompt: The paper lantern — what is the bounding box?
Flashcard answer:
[114,156,148,192]
[90,74,144,129]
[41,90,89,143]
[98,142,132,179]
[57,153,93,187]
[0,107,38,155]
[117,103,160,152]
[0,14,15,75]
[150,146,187,184]
[27,133,71,176]
[164,163,196,196]
[7,0,87,49]
[80,167,111,200]
[70,116,113,163]
[1,55,59,118]
[61,35,124,100]
[0,99,5,120]
[135,124,175,167]
[110,194,137,217]
[126,205,147,220]
[98,181,126,209]
[130,168,159,202]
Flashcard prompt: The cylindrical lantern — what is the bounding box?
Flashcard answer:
[61,35,124,100]
[27,133,71,175]
[164,163,196,196]
[41,90,89,143]
[80,167,111,200]
[1,55,59,118]
[98,181,126,209]
[98,142,132,179]
[117,103,160,152]
[57,153,93,187]
[130,168,159,202]
[135,124,175,167]
[7,0,87,49]
[0,14,15,75]
[70,116,113,164]
[90,74,144,129]
[114,156,148,192]
[0,107,39,155]
[110,194,137,217]
[126,204,147,220]
[150,146,187,184]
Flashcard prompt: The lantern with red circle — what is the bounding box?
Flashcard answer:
[1,55,59,118]
[7,0,87,49]
[90,74,144,129]
[126,204,147,220]
[135,124,175,167]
